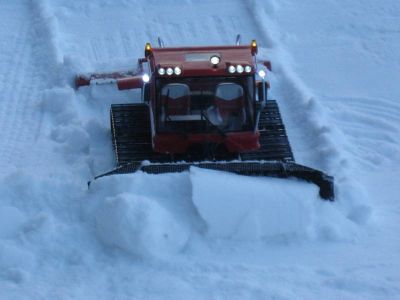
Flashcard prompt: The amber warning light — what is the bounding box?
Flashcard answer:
[145,42,152,57]
[251,39,258,55]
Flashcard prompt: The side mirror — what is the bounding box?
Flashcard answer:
[263,61,272,71]
[256,82,264,102]
[143,83,150,102]
[256,81,270,102]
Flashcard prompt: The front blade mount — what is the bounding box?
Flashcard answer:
[90,160,334,201]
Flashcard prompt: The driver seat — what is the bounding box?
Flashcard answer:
[214,83,246,127]
[161,83,191,120]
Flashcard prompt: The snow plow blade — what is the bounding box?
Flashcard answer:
[89,161,334,201]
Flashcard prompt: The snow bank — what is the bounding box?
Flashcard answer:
[31,0,64,86]
[90,172,200,258]
[191,168,316,240]
[88,167,366,253]
[95,193,190,258]
[42,87,79,125]
[191,168,361,242]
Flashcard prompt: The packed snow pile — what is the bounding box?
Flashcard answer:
[87,168,365,259]
[191,168,368,244]
[96,193,190,258]
[193,167,338,240]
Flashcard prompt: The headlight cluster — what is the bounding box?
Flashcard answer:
[158,66,182,76]
[228,64,252,74]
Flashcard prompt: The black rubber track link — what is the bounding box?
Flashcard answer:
[110,100,294,165]
[110,103,162,165]
[241,101,294,162]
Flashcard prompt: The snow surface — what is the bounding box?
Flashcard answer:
[0,0,399,299]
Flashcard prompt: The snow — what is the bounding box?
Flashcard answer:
[0,0,400,299]
[0,206,26,239]
[191,167,318,239]
[96,193,190,258]
[191,167,366,243]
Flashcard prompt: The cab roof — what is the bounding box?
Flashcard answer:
[149,45,255,77]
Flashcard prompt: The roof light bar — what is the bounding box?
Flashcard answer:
[227,65,252,74]
[158,66,182,76]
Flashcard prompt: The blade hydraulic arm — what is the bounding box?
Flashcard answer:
[75,58,148,89]
[75,69,145,90]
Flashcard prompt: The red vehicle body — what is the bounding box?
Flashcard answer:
[77,41,267,156]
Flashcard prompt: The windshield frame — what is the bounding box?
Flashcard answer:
[155,75,256,133]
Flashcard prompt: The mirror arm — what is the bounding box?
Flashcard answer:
[254,79,268,133]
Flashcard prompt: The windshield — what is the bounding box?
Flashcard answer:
[155,76,255,133]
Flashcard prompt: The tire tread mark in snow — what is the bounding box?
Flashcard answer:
[0,1,58,169]
[0,6,37,167]
[324,96,400,167]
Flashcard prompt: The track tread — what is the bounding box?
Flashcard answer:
[110,100,294,166]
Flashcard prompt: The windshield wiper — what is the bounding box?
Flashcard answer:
[199,88,226,137]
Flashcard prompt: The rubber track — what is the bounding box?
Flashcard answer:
[110,100,294,166]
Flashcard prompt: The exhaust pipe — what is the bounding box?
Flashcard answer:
[236,34,241,45]
[158,37,165,48]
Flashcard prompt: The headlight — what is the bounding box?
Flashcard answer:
[228,65,236,73]
[236,64,244,73]
[245,66,252,73]
[158,68,165,75]
[142,73,150,83]
[258,70,266,78]
[166,67,174,76]
[210,55,220,65]
[174,66,182,75]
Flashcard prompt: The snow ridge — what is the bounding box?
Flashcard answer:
[244,0,372,227]
[246,0,344,174]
